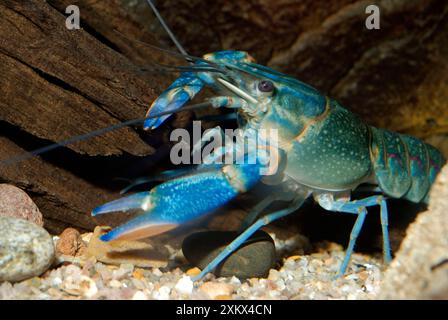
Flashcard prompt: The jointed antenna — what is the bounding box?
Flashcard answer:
[145,0,189,57]
[1,102,211,166]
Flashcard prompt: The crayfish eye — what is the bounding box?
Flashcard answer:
[258,80,274,93]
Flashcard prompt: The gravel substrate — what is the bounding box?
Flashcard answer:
[0,231,383,300]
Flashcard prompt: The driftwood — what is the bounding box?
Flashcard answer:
[0,0,177,232]
[0,0,447,237]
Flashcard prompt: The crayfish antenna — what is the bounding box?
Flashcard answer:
[144,0,188,57]
[0,102,211,166]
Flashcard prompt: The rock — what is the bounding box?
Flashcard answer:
[86,226,170,268]
[174,276,194,295]
[0,216,54,282]
[379,165,448,299]
[132,290,148,300]
[56,228,87,257]
[182,230,276,279]
[0,184,43,226]
[186,267,201,277]
[199,282,234,300]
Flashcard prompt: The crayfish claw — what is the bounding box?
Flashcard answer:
[91,191,152,216]
[99,214,178,242]
[144,73,203,130]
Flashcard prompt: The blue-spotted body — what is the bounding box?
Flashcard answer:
[92,48,445,280]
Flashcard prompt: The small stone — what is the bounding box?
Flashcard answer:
[324,242,344,252]
[132,269,145,280]
[56,228,86,257]
[174,276,193,295]
[47,288,62,297]
[358,270,369,282]
[182,230,276,279]
[0,184,43,226]
[215,295,232,300]
[153,286,171,300]
[0,216,54,282]
[268,269,280,281]
[109,280,122,288]
[113,263,134,280]
[199,282,234,299]
[120,263,134,274]
[229,276,241,286]
[286,255,302,262]
[51,276,63,286]
[25,277,42,288]
[186,267,201,277]
[152,268,163,277]
[132,290,148,300]
[79,276,98,298]
[324,257,336,266]
[131,278,146,290]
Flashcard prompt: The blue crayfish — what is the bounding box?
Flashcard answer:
[89,3,445,281]
[5,1,442,282]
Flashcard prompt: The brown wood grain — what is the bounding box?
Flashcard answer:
[0,0,176,231]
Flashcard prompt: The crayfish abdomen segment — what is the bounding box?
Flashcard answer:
[369,127,445,203]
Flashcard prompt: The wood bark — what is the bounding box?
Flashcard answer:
[0,0,179,232]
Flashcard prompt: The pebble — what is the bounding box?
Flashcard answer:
[0,184,43,226]
[153,286,171,300]
[132,269,145,280]
[199,282,234,299]
[0,216,55,282]
[56,228,86,257]
[109,280,122,288]
[186,267,201,277]
[79,276,98,298]
[0,228,383,300]
[182,230,276,279]
[132,290,148,300]
[174,276,193,295]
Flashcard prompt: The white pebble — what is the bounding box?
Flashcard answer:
[153,286,171,300]
[153,268,163,277]
[199,282,234,299]
[109,280,122,288]
[80,276,98,298]
[229,276,241,286]
[175,276,193,295]
[52,277,63,286]
[132,290,148,300]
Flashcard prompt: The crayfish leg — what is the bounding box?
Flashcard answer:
[315,194,392,276]
[193,193,309,281]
